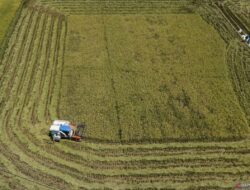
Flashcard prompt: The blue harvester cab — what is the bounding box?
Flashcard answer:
[59,124,73,138]
[60,124,71,133]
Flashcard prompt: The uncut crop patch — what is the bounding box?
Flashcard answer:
[59,14,249,142]
[0,0,20,58]
[0,0,19,42]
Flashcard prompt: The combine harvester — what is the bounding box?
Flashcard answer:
[49,120,85,142]
[238,29,250,47]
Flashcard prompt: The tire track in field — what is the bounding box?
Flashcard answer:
[34,15,55,122]
[216,3,250,34]
[5,15,69,184]
[11,126,250,170]
[7,121,246,186]
[102,17,123,141]
[4,10,39,118]
[36,0,197,15]
[0,9,30,98]
[0,7,72,188]
[0,10,35,124]
[57,19,68,118]
[6,104,249,186]
[83,171,250,184]
[15,12,41,97]
[38,15,57,121]
[30,14,52,123]
[0,10,28,86]
[23,13,47,107]
[0,167,27,190]
[8,123,250,174]
[45,16,63,120]
[4,10,34,97]
[63,143,250,157]
[18,12,48,126]
[0,109,70,190]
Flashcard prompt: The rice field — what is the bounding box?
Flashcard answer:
[60,14,248,142]
[0,0,250,189]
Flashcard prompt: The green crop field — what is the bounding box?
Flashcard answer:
[0,0,250,189]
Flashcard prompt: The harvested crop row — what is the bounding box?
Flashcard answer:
[0,3,70,189]
[36,0,197,14]
[5,109,248,189]
[7,125,250,170]
[227,41,250,124]
[0,9,28,85]
[0,9,31,102]
[198,3,237,43]
[61,139,250,157]
[224,0,250,31]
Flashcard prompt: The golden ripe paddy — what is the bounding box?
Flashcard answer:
[60,14,249,142]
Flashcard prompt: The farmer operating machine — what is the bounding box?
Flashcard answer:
[49,120,85,142]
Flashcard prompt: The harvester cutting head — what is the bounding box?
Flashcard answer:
[76,123,86,137]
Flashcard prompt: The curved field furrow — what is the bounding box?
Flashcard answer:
[6,120,250,187]
[4,112,250,189]
[8,125,250,170]
[0,3,71,189]
[0,110,70,189]
[13,125,250,159]
[15,130,250,164]
[0,170,27,190]
[4,125,85,183]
